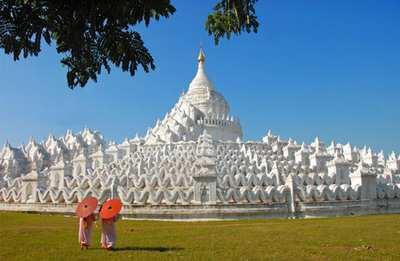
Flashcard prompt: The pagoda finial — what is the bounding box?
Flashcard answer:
[198,47,205,63]
[187,46,214,92]
[4,140,11,149]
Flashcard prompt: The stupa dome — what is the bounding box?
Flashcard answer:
[144,48,243,144]
[185,49,230,117]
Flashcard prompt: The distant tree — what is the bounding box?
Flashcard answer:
[0,0,259,89]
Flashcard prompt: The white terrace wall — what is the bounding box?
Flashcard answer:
[1,132,400,220]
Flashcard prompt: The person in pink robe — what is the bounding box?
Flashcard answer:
[100,215,118,250]
[78,214,96,249]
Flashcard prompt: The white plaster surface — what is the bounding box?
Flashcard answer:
[1,50,400,219]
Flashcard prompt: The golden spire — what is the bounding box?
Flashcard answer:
[198,48,205,63]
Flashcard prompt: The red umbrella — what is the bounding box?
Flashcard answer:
[76,197,98,218]
[100,199,123,219]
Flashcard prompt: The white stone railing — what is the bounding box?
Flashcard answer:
[196,118,240,128]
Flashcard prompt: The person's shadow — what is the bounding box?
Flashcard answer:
[113,246,184,252]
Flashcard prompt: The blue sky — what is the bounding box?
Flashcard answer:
[0,0,399,153]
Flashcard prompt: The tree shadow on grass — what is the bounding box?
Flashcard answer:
[113,246,184,252]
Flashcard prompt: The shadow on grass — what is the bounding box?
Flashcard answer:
[113,246,184,252]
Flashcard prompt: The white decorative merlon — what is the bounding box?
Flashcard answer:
[350,162,377,200]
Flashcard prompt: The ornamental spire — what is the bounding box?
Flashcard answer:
[198,48,205,63]
[188,48,214,92]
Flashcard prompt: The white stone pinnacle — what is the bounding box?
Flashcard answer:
[188,48,214,92]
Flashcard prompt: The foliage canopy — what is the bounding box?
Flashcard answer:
[0,0,259,88]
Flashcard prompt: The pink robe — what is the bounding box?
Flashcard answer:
[78,215,95,246]
[101,216,118,249]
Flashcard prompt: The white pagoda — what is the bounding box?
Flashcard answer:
[0,50,399,219]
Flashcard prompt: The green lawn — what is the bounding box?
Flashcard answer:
[0,212,399,260]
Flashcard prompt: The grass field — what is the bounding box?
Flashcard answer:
[0,212,400,260]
